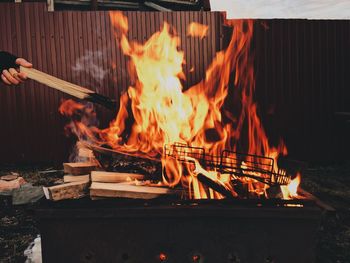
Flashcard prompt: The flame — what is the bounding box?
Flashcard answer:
[187,22,208,39]
[59,99,85,116]
[281,173,301,199]
[60,13,300,199]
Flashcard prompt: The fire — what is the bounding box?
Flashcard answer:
[281,173,301,199]
[187,22,208,39]
[60,12,301,199]
[59,99,84,116]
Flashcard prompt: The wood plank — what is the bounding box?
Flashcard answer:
[90,182,176,199]
[63,162,98,175]
[43,181,90,201]
[91,171,145,183]
[63,174,90,183]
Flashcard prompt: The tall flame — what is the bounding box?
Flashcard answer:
[60,13,300,199]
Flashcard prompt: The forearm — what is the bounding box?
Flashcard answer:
[0,51,18,72]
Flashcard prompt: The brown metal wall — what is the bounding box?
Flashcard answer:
[0,3,223,164]
[253,20,350,162]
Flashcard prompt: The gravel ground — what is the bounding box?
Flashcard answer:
[0,163,349,263]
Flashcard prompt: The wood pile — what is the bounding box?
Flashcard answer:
[44,161,178,201]
[44,162,94,201]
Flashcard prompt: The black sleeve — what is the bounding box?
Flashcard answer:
[0,51,18,72]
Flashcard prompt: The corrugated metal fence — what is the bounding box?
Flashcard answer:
[0,3,349,164]
[0,3,223,164]
[253,20,350,162]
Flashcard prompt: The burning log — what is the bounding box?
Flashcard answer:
[43,181,90,201]
[88,143,162,178]
[90,182,177,199]
[197,173,237,199]
[91,171,145,183]
[63,162,97,175]
[63,174,90,183]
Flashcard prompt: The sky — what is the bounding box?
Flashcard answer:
[210,0,350,19]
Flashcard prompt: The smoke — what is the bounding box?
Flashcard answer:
[59,99,101,162]
[72,50,108,91]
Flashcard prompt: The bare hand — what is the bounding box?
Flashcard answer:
[1,58,32,85]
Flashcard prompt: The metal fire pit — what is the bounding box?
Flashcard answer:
[35,198,323,263]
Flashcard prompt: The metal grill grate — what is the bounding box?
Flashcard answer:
[164,143,292,186]
[164,143,205,163]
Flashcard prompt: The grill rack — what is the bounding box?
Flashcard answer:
[164,143,291,186]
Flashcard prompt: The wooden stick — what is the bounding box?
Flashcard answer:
[20,67,117,110]
[20,66,92,99]
[197,173,237,198]
[298,188,335,212]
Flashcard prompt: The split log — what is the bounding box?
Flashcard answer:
[63,174,90,183]
[43,181,90,201]
[90,182,177,199]
[63,162,97,175]
[91,171,145,183]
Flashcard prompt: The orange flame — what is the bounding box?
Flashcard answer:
[59,99,84,116]
[60,13,300,199]
[187,22,208,39]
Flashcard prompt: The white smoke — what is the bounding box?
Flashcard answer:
[72,50,108,91]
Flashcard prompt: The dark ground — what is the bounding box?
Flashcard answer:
[0,163,349,263]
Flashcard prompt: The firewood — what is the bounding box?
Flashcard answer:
[90,182,176,199]
[197,173,237,198]
[91,171,145,183]
[63,174,90,183]
[43,181,90,201]
[63,162,97,175]
[85,143,162,178]
[20,66,117,110]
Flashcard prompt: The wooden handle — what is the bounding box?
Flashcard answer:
[20,66,94,99]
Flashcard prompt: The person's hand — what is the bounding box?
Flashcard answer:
[1,58,32,85]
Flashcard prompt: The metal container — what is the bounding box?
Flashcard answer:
[35,198,322,263]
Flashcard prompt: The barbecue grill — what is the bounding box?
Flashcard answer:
[164,143,292,186]
[35,196,324,263]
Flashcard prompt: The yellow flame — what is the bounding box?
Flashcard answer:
[281,173,301,199]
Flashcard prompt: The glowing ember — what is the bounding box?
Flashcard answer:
[60,13,301,199]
